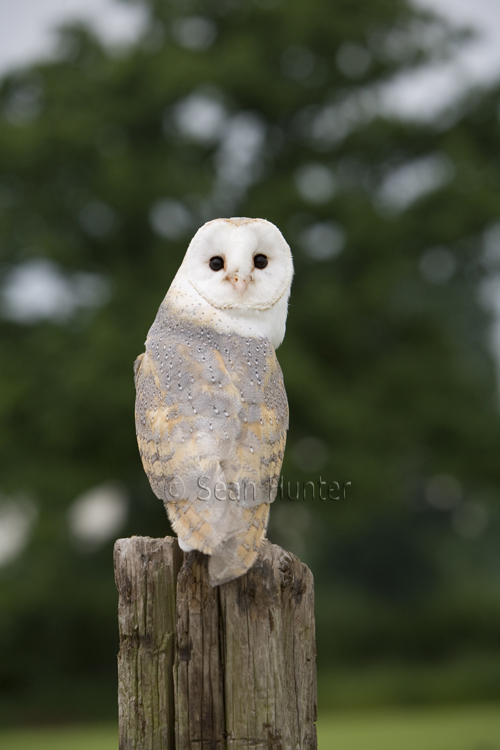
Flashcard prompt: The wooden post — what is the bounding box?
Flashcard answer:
[114,537,183,750]
[115,536,317,750]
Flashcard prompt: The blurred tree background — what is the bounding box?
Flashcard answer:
[1,0,500,724]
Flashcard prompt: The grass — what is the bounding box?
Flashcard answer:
[1,705,499,749]
[317,704,500,749]
[0,724,118,750]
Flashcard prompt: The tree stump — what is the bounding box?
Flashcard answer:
[114,536,317,750]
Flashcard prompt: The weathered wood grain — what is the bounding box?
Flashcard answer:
[115,537,317,750]
[218,542,317,749]
[174,551,226,750]
[115,536,183,750]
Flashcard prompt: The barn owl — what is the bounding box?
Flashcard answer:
[134,217,293,585]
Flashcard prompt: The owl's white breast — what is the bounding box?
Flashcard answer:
[164,266,290,350]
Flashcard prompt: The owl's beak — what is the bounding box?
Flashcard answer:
[228,274,251,296]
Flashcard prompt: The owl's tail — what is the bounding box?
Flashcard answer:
[208,502,270,586]
[166,500,270,586]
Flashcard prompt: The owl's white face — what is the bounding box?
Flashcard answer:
[182,218,293,312]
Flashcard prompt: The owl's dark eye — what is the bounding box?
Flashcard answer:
[254,254,268,269]
[209,256,224,272]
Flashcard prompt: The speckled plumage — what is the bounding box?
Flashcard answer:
[134,218,292,585]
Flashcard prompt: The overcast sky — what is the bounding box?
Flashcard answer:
[1,0,500,119]
[384,0,500,117]
[0,0,146,74]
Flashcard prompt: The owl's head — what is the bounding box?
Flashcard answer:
[181,218,293,311]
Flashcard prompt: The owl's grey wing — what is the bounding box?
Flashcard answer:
[134,315,288,583]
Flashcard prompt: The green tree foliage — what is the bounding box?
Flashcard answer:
[1,0,500,720]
